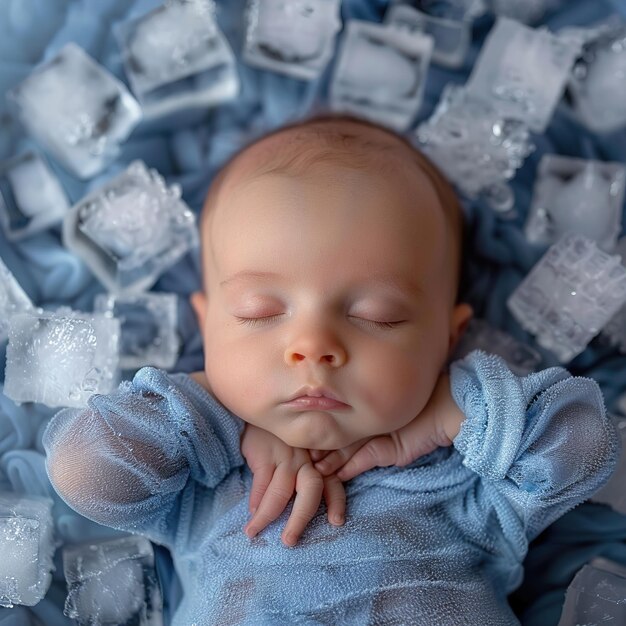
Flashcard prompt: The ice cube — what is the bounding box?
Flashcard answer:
[0,256,35,344]
[452,318,542,375]
[0,150,70,241]
[416,84,534,210]
[557,561,626,626]
[601,237,626,353]
[562,17,626,134]
[591,414,626,514]
[466,17,581,132]
[8,43,142,179]
[506,234,626,362]
[330,19,434,131]
[94,292,180,370]
[0,492,55,608]
[243,0,342,80]
[3,308,120,408]
[384,3,476,68]
[115,0,239,120]
[63,160,198,293]
[524,155,625,251]
[63,535,163,626]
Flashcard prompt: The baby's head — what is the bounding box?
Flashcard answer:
[191,116,472,450]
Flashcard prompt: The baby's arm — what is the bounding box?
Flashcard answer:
[43,367,243,547]
[241,425,345,546]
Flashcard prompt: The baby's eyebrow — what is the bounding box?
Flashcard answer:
[220,270,424,299]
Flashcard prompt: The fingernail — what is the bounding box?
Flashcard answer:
[283,532,296,547]
[244,524,256,539]
[331,514,344,526]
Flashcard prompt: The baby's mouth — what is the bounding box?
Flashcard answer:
[282,396,350,410]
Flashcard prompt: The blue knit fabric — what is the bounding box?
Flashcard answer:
[42,350,618,625]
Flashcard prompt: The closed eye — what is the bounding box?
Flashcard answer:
[234,315,404,330]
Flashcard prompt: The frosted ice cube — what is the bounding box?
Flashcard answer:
[466,17,581,132]
[416,84,534,210]
[8,43,142,179]
[452,318,542,375]
[94,292,180,369]
[525,155,625,251]
[591,414,626,514]
[0,150,70,241]
[115,0,239,120]
[330,19,434,131]
[63,535,163,626]
[0,256,35,344]
[601,237,626,353]
[63,161,198,293]
[243,0,342,80]
[562,17,626,134]
[0,492,55,608]
[557,561,626,626]
[506,234,626,362]
[4,309,120,408]
[385,3,473,68]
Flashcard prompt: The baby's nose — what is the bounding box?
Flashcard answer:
[284,331,347,367]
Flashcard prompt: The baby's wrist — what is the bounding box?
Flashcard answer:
[437,374,466,444]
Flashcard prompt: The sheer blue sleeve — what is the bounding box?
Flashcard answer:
[450,350,620,541]
[42,367,244,547]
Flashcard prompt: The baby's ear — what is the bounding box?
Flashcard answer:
[190,291,208,334]
[447,302,473,356]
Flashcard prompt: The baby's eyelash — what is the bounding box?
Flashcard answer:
[234,315,403,330]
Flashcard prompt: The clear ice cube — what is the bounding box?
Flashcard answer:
[0,492,55,608]
[4,308,120,408]
[63,160,198,293]
[94,292,180,370]
[330,19,434,131]
[452,318,542,375]
[416,84,534,210]
[0,150,70,241]
[506,234,626,362]
[0,256,35,344]
[63,535,163,626]
[561,17,626,134]
[115,0,239,120]
[385,3,475,68]
[8,43,142,179]
[524,155,625,251]
[466,17,581,132]
[243,0,342,80]
[557,560,626,626]
[591,414,626,515]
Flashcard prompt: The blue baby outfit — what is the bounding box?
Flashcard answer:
[42,350,618,626]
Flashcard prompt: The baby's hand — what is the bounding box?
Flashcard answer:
[312,372,464,481]
[241,424,346,547]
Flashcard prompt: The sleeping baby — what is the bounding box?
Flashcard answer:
[43,115,619,625]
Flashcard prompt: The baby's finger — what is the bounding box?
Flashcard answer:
[281,464,324,547]
[314,440,365,476]
[323,475,346,526]
[245,464,295,539]
[309,449,329,463]
[336,437,396,481]
[248,463,275,514]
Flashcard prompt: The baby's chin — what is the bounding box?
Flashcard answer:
[270,413,363,451]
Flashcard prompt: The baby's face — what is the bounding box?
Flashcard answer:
[192,127,471,450]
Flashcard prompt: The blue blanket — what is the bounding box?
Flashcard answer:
[1,1,625,624]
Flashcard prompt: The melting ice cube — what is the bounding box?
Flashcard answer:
[94,292,180,370]
[115,0,239,120]
[330,19,434,131]
[243,0,342,80]
[524,155,625,251]
[507,234,626,362]
[63,160,198,293]
[466,17,581,132]
[0,492,55,608]
[0,150,70,241]
[0,256,35,344]
[63,535,163,626]
[8,43,141,179]
[4,308,120,408]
